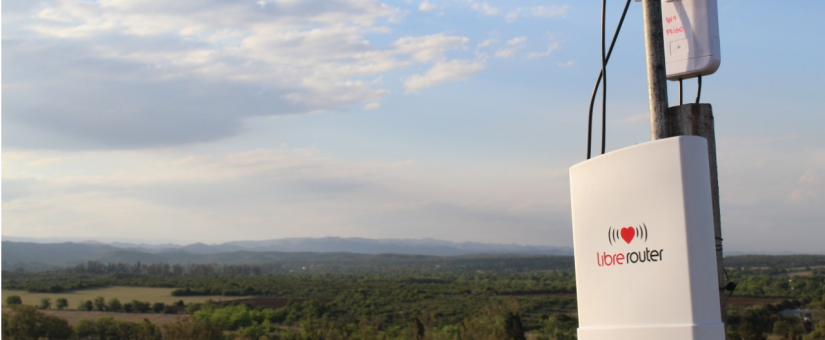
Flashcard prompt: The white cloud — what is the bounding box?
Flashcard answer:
[419,0,436,11]
[788,169,822,202]
[476,39,496,49]
[507,37,527,45]
[494,49,514,58]
[4,0,474,149]
[558,59,575,68]
[472,2,500,16]
[404,59,485,93]
[393,33,470,62]
[363,102,381,110]
[505,5,569,22]
[527,44,560,59]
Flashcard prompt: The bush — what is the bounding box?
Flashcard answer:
[0,313,11,339]
[5,295,22,306]
[152,302,165,313]
[108,298,122,312]
[93,296,106,311]
[39,297,51,310]
[163,318,223,340]
[55,298,69,310]
[74,316,162,340]
[807,319,825,340]
[2,304,73,340]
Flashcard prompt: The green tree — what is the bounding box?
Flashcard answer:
[504,312,526,340]
[162,318,223,340]
[108,298,122,312]
[74,319,98,339]
[93,296,106,311]
[79,300,94,311]
[152,302,165,313]
[2,304,72,340]
[0,313,11,340]
[5,295,22,306]
[539,314,578,340]
[807,319,825,340]
[55,298,68,310]
[39,297,51,310]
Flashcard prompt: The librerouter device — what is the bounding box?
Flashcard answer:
[569,137,724,340]
[635,0,722,79]
[661,0,721,79]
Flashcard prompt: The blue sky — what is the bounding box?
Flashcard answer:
[2,0,824,254]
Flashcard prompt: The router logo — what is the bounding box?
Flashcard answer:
[608,224,648,246]
[596,223,663,267]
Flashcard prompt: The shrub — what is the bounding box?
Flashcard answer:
[55,298,69,310]
[4,295,22,306]
[108,298,122,312]
[39,297,51,310]
[163,318,223,340]
[2,304,72,340]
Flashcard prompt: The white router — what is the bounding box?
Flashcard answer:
[569,136,724,340]
[661,0,721,79]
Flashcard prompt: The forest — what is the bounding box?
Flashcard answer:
[2,255,825,340]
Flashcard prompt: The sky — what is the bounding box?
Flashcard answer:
[2,0,824,254]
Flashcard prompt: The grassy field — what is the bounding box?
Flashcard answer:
[1,286,249,309]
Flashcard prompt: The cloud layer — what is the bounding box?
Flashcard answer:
[3,0,480,149]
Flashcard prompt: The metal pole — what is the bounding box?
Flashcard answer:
[642,0,669,139]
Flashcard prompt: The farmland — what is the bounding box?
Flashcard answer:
[2,255,825,339]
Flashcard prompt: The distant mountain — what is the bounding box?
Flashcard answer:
[1,237,572,269]
[3,236,572,256]
[221,237,571,256]
[1,241,121,268]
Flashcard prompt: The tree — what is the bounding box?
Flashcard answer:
[504,312,526,340]
[5,295,22,306]
[540,314,578,340]
[79,300,94,311]
[93,296,106,311]
[162,318,223,340]
[108,298,122,312]
[807,319,825,340]
[55,298,68,310]
[152,302,165,313]
[39,297,51,310]
[0,313,11,339]
[2,304,73,340]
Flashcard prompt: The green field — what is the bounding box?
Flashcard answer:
[1,286,248,309]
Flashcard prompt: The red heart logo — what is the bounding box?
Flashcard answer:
[620,227,635,244]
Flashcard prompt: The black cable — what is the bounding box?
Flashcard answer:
[695,75,702,104]
[586,0,631,159]
[600,0,607,155]
[679,78,683,106]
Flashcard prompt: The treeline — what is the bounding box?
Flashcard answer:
[4,253,576,274]
[67,261,272,277]
[2,300,579,340]
[724,255,825,270]
[725,268,825,301]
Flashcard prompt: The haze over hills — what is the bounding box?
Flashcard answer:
[1,236,574,269]
[2,236,572,255]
